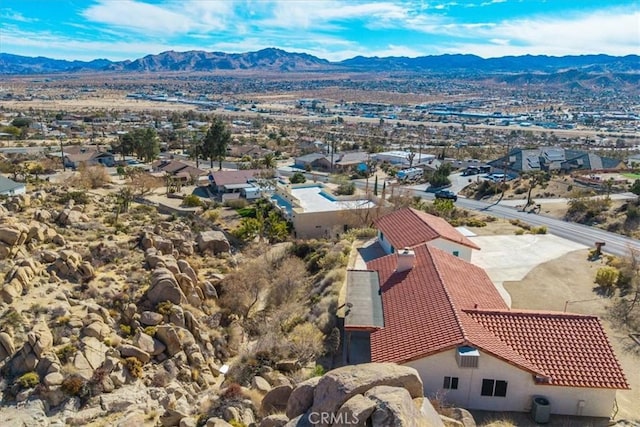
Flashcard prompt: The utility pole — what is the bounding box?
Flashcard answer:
[59,136,66,171]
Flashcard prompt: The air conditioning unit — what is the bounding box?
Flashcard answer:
[531,396,551,423]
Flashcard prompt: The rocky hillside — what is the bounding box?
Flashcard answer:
[0,179,379,426]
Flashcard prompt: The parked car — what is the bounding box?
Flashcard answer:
[434,189,458,201]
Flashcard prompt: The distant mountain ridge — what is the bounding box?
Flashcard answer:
[0,48,638,74]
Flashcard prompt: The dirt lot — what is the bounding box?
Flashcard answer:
[504,250,640,422]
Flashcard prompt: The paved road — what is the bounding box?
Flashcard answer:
[413,190,640,257]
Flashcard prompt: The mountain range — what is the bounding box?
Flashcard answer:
[0,48,638,75]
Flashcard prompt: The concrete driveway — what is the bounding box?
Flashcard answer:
[469,234,587,306]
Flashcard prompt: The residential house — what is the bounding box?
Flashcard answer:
[373,150,435,167]
[489,147,624,174]
[152,160,208,184]
[294,153,333,172]
[58,145,115,169]
[345,245,628,418]
[374,207,479,261]
[271,183,380,238]
[208,169,265,201]
[228,145,273,160]
[0,175,26,196]
[334,151,371,173]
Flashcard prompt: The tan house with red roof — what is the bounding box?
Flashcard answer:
[374,207,480,261]
[345,244,628,418]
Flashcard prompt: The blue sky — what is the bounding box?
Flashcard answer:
[1,0,638,61]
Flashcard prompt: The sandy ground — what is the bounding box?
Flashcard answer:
[469,234,587,306]
[504,250,640,421]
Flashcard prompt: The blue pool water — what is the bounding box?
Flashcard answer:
[271,194,293,215]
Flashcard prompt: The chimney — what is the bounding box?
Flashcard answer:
[396,247,415,272]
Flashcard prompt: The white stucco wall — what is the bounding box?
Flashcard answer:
[405,349,617,418]
[0,184,26,196]
[378,231,394,254]
[427,238,473,262]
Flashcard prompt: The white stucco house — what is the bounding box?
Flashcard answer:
[270,183,379,239]
[0,176,26,196]
[373,207,480,261]
[345,244,629,419]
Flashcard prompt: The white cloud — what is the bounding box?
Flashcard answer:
[0,9,37,23]
[408,7,640,57]
[0,27,206,61]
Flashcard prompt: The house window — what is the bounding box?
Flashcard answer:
[379,232,384,241]
[443,376,459,390]
[453,250,459,257]
[481,379,508,397]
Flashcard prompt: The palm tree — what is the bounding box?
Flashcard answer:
[262,153,276,169]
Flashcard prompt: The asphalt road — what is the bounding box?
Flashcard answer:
[414,189,640,257]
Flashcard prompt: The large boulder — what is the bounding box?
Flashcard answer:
[196,231,230,254]
[56,208,89,226]
[261,385,293,415]
[146,268,187,306]
[0,332,15,359]
[335,394,377,426]
[0,225,25,246]
[365,385,430,427]
[286,376,321,419]
[310,363,423,416]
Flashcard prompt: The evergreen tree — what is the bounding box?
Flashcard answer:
[202,118,231,170]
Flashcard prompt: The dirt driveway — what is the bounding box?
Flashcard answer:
[503,249,640,421]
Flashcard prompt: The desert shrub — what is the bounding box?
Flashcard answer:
[287,322,325,364]
[70,164,111,189]
[225,198,248,209]
[509,219,531,230]
[61,375,87,396]
[461,217,486,227]
[290,172,306,184]
[143,326,157,336]
[566,195,611,224]
[345,228,377,239]
[119,324,132,336]
[514,229,525,235]
[58,191,90,205]
[335,181,355,195]
[182,194,203,208]
[124,357,144,378]
[203,209,220,223]
[56,344,77,364]
[16,372,39,389]
[228,420,247,427]
[595,267,619,288]
[221,383,244,400]
[156,301,174,315]
[532,226,547,234]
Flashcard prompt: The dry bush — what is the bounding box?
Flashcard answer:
[127,170,162,195]
[267,256,308,307]
[68,164,111,189]
[219,257,270,318]
[287,322,325,364]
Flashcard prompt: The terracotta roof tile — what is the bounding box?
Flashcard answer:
[374,208,480,250]
[465,310,629,389]
[366,245,629,390]
[368,245,506,364]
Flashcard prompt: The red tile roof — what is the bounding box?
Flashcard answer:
[368,245,507,363]
[374,207,480,250]
[465,310,629,389]
[367,245,629,390]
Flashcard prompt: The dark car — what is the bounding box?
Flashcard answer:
[434,189,458,201]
